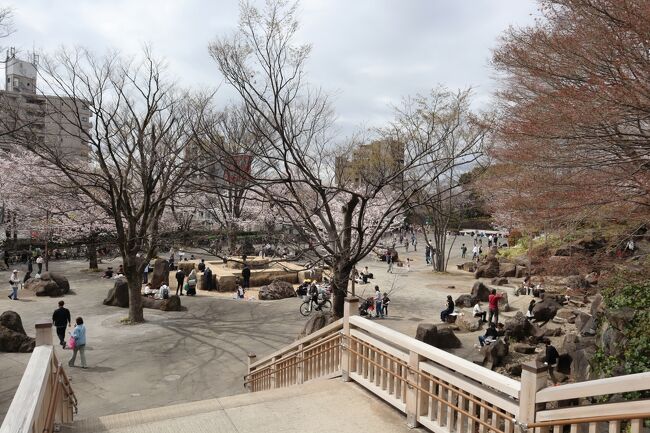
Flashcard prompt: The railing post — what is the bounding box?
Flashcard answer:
[270,355,280,389]
[341,296,359,382]
[519,361,548,429]
[35,322,53,346]
[247,353,256,392]
[297,344,305,385]
[406,349,423,428]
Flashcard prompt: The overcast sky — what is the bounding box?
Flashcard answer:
[2,0,539,137]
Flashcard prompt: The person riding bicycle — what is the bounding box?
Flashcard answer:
[309,283,322,310]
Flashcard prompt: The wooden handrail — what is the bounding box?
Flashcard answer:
[349,316,521,398]
[42,365,62,433]
[526,412,650,428]
[249,319,343,369]
[536,371,650,403]
[244,334,341,385]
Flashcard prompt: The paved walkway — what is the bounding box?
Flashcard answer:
[1,235,536,423]
[62,379,421,433]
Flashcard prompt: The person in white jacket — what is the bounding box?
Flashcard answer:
[473,302,487,323]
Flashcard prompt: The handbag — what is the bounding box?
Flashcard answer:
[68,336,76,350]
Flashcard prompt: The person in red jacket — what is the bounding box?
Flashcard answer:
[488,289,503,325]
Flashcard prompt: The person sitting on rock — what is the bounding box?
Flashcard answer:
[197,259,206,272]
[440,295,455,323]
[473,302,487,323]
[526,299,536,320]
[102,267,114,279]
[143,284,154,297]
[155,284,170,300]
[478,322,498,347]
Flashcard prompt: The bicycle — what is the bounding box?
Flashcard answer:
[299,296,332,316]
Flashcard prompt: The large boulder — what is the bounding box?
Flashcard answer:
[0,311,35,353]
[515,265,528,278]
[474,256,500,279]
[491,277,509,286]
[455,294,476,308]
[499,263,516,278]
[461,262,477,272]
[299,312,337,338]
[497,291,510,312]
[160,295,182,312]
[575,312,595,336]
[258,280,297,301]
[0,310,26,334]
[470,281,491,302]
[604,307,635,331]
[138,295,183,312]
[532,298,563,322]
[103,278,130,308]
[24,272,70,297]
[151,259,169,291]
[415,324,461,349]
[561,275,590,290]
[561,333,597,381]
[504,312,543,342]
[480,338,509,370]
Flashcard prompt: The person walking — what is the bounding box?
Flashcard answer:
[175,268,186,296]
[472,245,479,261]
[461,244,467,259]
[52,301,71,348]
[8,270,20,300]
[374,286,383,318]
[241,263,251,289]
[386,252,393,273]
[68,317,87,369]
[36,255,43,274]
[488,289,503,325]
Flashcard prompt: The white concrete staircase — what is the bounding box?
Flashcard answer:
[60,379,419,433]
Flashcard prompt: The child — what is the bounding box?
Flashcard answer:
[382,293,391,316]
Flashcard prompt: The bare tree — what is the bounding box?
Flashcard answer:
[209,1,472,316]
[393,89,486,271]
[10,47,201,322]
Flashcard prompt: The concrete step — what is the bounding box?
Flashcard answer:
[61,379,420,432]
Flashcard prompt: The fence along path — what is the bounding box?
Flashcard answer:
[246,298,650,433]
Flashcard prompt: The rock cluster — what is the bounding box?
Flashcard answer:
[258,280,297,300]
[24,272,70,297]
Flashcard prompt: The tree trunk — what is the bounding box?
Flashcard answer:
[331,261,353,318]
[87,239,98,270]
[124,259,144,323]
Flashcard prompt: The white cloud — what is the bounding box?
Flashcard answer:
[3,0,540,138]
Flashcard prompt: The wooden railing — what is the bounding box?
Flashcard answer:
[246,297,650,433]
[527,370,650,433]
[0,323,77,433]
[245,319,343,392]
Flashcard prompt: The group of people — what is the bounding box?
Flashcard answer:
[52,301,87,369]
[359,285,391,318]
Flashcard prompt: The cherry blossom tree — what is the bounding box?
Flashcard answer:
[0,151,115,270]
[7,48,205,323]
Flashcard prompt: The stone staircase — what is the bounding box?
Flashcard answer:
[60,379,418,433]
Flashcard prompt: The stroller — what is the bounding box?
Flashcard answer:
[359,297,375,317]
